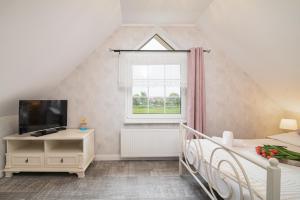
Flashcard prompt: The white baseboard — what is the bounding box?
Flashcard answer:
[94,154,179,161]
[95,154,121,161]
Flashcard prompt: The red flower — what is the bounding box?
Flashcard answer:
[271,149,278,154]
[255,146,262,155]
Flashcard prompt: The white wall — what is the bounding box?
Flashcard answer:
[0,0,121,117]
[121,0,212,24]
[48,26,284,158]
[197,0,300,115]
[0,115,18,177]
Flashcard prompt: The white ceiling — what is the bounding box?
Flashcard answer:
[197,0,300,113]
[120,0,213,25]
[0,0,299,117]
[0,0,121,116]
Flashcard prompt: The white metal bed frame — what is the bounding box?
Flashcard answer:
[179,123,281,200]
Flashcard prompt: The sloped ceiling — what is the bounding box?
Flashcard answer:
[1,0,299,117]
[0,0,121,116]
[197,0,300,113]
[120,0,213,24]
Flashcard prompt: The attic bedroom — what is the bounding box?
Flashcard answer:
[0,0,299,200]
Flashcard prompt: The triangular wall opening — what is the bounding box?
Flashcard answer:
[139,34,174,50]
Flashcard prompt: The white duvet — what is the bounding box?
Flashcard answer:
[186,138,300,200]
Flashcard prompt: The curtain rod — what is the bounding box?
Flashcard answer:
[109,49,211,53]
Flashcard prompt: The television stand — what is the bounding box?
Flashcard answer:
[3,129,95,178]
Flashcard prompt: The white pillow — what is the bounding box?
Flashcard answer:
[268,132,300,147]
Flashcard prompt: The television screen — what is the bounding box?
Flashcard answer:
[19,100,67,134]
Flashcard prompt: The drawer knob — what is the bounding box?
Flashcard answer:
[25,158,28,163]
[60,158,64,163]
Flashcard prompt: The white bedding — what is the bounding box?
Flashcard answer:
[186,138,300,200]
[267,131,300,147]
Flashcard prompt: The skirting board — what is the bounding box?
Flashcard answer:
[95,154,178,161]
[95,154,121,161]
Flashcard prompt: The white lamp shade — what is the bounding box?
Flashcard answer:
[279,119,298,130]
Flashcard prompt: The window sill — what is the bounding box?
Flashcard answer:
[124,118,186,124]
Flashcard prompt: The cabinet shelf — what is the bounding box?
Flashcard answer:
[45,140,83,154]
[8,140,44,154]
[12,146,44,154]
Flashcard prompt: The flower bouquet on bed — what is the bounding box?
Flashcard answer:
[255,145,300,166]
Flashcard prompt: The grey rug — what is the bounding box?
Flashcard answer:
[0,161,209,200]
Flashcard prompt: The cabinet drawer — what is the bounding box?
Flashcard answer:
[46,155,78,167]
[11,155,42,167]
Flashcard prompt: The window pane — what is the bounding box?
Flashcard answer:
[149,97,164,114]
[132,65,147,79]
[132,80,148,86]
[165,97,181,114]
[165,65,180,79]
[148,65,164,79]
[148,80,164,87]
[132,86,148,97]
[149,86,164,98]
[140,37,169,50]
[165,80,180,87]
[133,97,148,114]
[166,86,180,98]
[149,86,164,114]
[132,86,149,114]
[166,86,181,114]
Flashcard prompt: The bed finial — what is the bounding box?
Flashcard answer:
[269,158,279,167]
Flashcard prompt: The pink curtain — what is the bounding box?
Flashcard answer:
[187,47,206,133]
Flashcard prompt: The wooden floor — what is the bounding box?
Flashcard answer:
[0,161,209,200]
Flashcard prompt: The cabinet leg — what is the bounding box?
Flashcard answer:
[77,172,85,178]
[5,172,13,178]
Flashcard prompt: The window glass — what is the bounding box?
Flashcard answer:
[131,65,181,115]
[165,65,180,79]
[132,86,148,114]
[165,86,181,114]
[139,34,173,50]
[148,65,164,80]
[132,65,147,79]
[140,38,167,50]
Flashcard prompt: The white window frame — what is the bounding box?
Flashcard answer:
[124,60,187,124]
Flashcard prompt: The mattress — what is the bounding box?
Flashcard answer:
[185,138,300,200]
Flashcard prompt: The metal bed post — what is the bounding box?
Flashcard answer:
[179,124,183,176]
[266,159,281,200]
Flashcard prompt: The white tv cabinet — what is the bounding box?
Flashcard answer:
[3,129,94,178]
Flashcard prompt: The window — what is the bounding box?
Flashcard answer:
[139,34,174,50]
[119,34,187,123]
[132,65,181,115]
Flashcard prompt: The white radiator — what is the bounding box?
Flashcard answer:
[121,129,179,158]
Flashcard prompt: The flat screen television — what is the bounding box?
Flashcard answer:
[19,100,67,134]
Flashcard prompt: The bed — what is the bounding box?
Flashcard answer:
[179,123,300,200]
